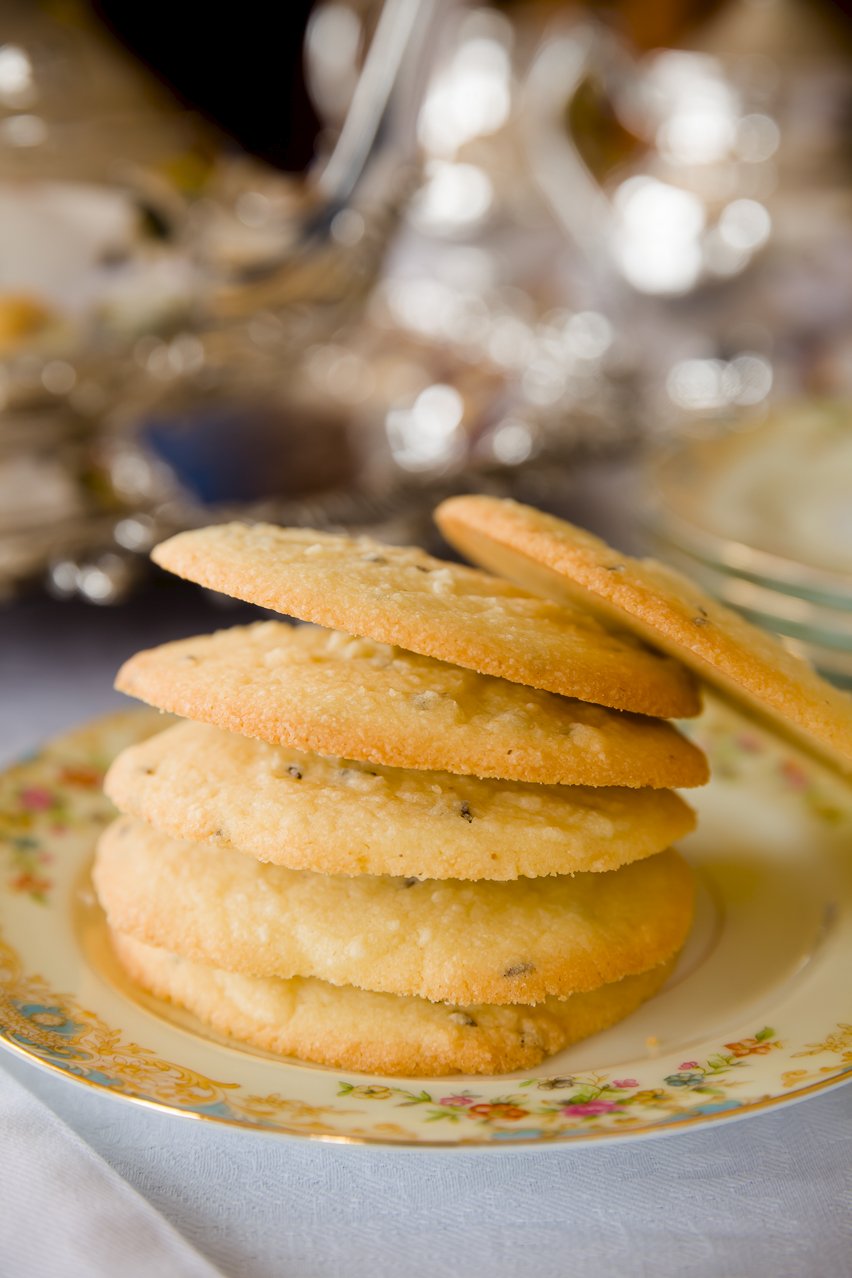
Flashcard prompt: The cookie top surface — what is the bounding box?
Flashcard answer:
[105,721,696,880]
[436,495,852,776]
[95,818,694,1005]
[112,931,673,1076]
[151,522,699,718]
[114,621,708,788]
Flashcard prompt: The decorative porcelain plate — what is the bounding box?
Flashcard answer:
[0,707,849,1148]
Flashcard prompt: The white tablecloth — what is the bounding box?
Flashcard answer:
[2,584,850,1278]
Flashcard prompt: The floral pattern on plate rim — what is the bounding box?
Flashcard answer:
[1,916,850,1142]
[0,710,163,905]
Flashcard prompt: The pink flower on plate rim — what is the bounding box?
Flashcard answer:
[679,1061,700,1070]
[779,760,808,791]
[439,1095,476,1107]
[611,1079,639,1089]
[561,1099,621,1117]
[19,787,54,811]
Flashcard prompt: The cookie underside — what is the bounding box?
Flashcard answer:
[151,523,699,718]
[111,930,676,1076]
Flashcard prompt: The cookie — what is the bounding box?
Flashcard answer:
[104,720,696,880]
[436,495,852,776]
[111,931,675,1076]
[151,523,699,718]
[114,622,708,788]
[94,818,694,1004]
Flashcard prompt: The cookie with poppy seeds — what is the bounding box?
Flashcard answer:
[114,622,708,789]
[111,930,676,1076]
[94,817,694,1005]
[105,720,696,880]
[151,523,699,719]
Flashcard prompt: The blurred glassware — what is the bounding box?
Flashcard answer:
[184,0,450,328]
[384,1,786,472]
[363,4,651,489]
[644,402,852,686]
[515,0,852,439]
[365,265,639,476]
[0,0,446,335]
[4,0,852,607]
[0,0,451,601]
[521,18,779,300]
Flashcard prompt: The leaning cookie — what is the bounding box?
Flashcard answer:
[151,523,699,719]
[104,721,696,880]
[94,818,694,1005]
[436,495,852,776]
[110,931,676,1076]
[115,622,708,788]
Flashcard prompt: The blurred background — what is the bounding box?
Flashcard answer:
[2,0,851,742]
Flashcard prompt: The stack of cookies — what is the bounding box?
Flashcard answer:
[94,520,709,1076]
